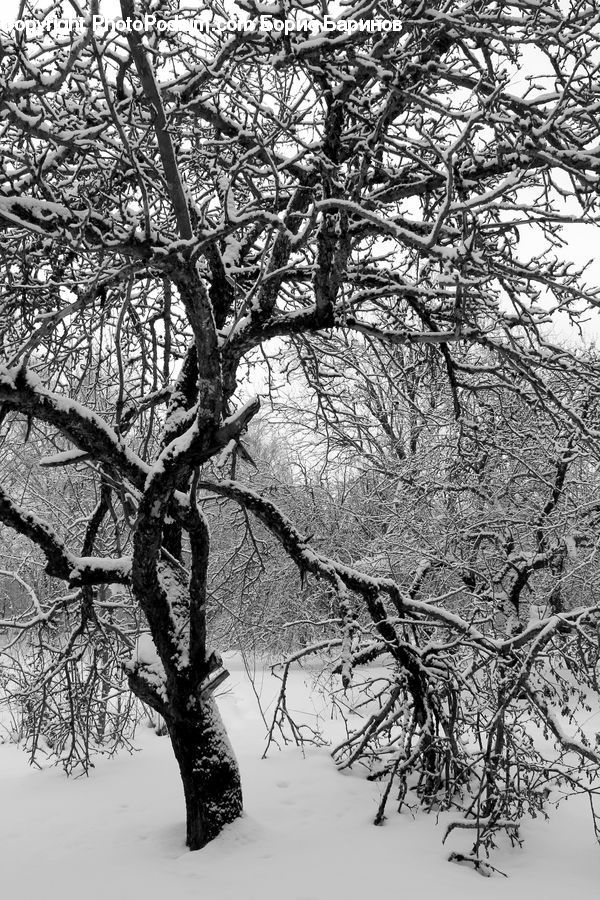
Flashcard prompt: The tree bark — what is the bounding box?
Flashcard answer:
[166,695,243,850]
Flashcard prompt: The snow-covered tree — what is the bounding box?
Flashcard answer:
[3,0,600,855]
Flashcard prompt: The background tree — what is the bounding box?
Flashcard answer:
[3,0,600,858]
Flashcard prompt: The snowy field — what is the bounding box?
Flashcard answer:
[1,661,599,900]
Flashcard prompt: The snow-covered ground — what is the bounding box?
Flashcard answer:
[1,661,599,899]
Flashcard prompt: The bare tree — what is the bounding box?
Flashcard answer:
[3,0,600,854]
[263,346,600,868]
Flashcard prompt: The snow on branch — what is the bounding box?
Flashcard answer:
[0,364,149,491]
[0,483,130,586]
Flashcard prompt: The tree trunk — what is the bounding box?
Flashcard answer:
[167,694,243,850]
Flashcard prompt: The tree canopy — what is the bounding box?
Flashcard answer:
[3,0,600,862]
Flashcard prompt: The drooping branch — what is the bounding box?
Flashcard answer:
[0,365,149,491]
[0,483,130,586]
